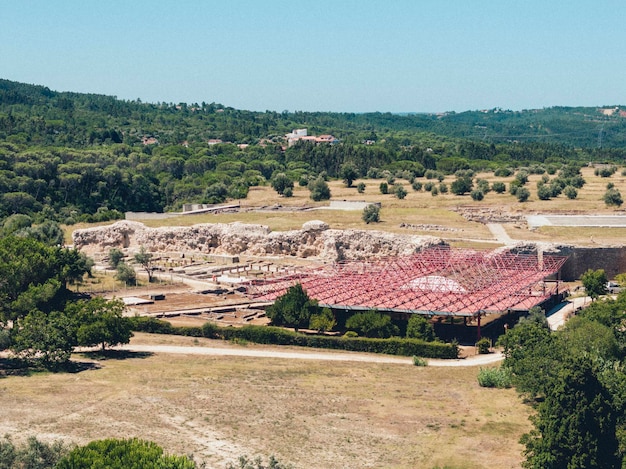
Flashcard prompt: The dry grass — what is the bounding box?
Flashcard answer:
[0,333,530,469]
[63,166,626,247]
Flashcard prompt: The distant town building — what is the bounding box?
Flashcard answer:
[285,128,339,147]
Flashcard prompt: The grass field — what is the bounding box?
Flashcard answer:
[1,333,531,469]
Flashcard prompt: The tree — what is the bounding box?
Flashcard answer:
[308,176,331,201]
[379,182,388,194]
[521,357,620,469]
[340,162,359,188]
[115,261,136,285]
[498,316,564,398]
[563,185,577,199]
[393,184,407,199]
[345,310,399,338]
[134,245,156,283]
[581,268,608,300]
[68,297,133,351]
[516,187,530,202]
[406,315,435,341]
[492,181,506,193]
[450,176,473,195]
[362,204,380,224]
[604,188,623,207]
[55,438,196,469]
[356,182,366,193]
[270,173,293,196]
[309,307,336,333]
[470,189,484,201]
[11,310,76,368]
[0,435,69,469]
[108,248,124,268]
[266,283,318,331]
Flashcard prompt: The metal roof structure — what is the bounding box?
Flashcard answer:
[248,246,568,317]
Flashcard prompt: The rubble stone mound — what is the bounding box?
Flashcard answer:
[72,220,442,261]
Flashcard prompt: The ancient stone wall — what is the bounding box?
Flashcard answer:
[72,220,443,262]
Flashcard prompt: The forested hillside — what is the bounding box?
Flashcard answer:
[1,78,626,222]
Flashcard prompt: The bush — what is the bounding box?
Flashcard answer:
[379,182,388,194]
[411,181,423,191]
[470,189,484,201]
[604,188,623,207]
[308,177,331,201]
[413,356,428,366]
[516,187,530,202]
[356,182,366,193]
[406,315,435,341]
[492,181,506,193]
[563,185,577,199]
[393,184,407,199]
[282,187,293,197]
[477,366,512,388]
[476,337,491,354]
[0,328,11,350]
[424,181,434,192]
[362,204,380,224]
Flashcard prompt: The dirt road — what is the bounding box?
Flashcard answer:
[115,343,504,367]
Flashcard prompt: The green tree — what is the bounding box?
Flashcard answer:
[266,283,318,331]
[406,315,435,341]
[340,162,359,188]
[308,176,331,201]
[270,173,293,196]
[108,248,125,268]
[0,435,69,469]
[492,181,506,193]
[450,176,473,195]
[134,245,156,283]
[498,316,563,398]
[55,438,196,469]
[581,268,608,300]
[115,261,136,286]
[68,297,133,351]
[604,188,623,207]
[393,184,407,199]
[516,187,531,202]
[11,310,76,368]
[362,204,380,224]
[521,357,620,469]
[309,307,336,333]
[345,310,399,338]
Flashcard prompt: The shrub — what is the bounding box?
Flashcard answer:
[282,187,293,197]
[424,182,434,192]
[343,331,358,338]
[516,187,530,202]
[362,204,380,224]
[494,167,512,177]
[563,185,578,199]
[393,184,407,199]
[346,310,399,338]
[492,181,506,193]
[406,315,435,341]
[477,366,512,388]
[356,182,366,193]
[308,177,331,201]
[438,182,448,194]
[202,321,219,338]
[476,337,491,354]
[411,181,422,191]
[379,182,388,194]
[604,188,623,207]
[413,356,428,366]
[470,189,484,201]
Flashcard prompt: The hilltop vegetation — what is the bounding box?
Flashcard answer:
[1,78,626,224]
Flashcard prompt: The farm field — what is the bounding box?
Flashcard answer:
[0,333,530,469]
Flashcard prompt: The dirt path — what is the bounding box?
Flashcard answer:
[115,343,504,367]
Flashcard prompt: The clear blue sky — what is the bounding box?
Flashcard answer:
[1,1,624,113]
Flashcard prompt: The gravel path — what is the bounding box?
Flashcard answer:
[115,343,504,367]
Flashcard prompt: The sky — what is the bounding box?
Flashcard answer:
[1,1,625,113]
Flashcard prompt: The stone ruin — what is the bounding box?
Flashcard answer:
[72,220,443,262]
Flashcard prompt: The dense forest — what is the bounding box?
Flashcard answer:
[1,78,626,222]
